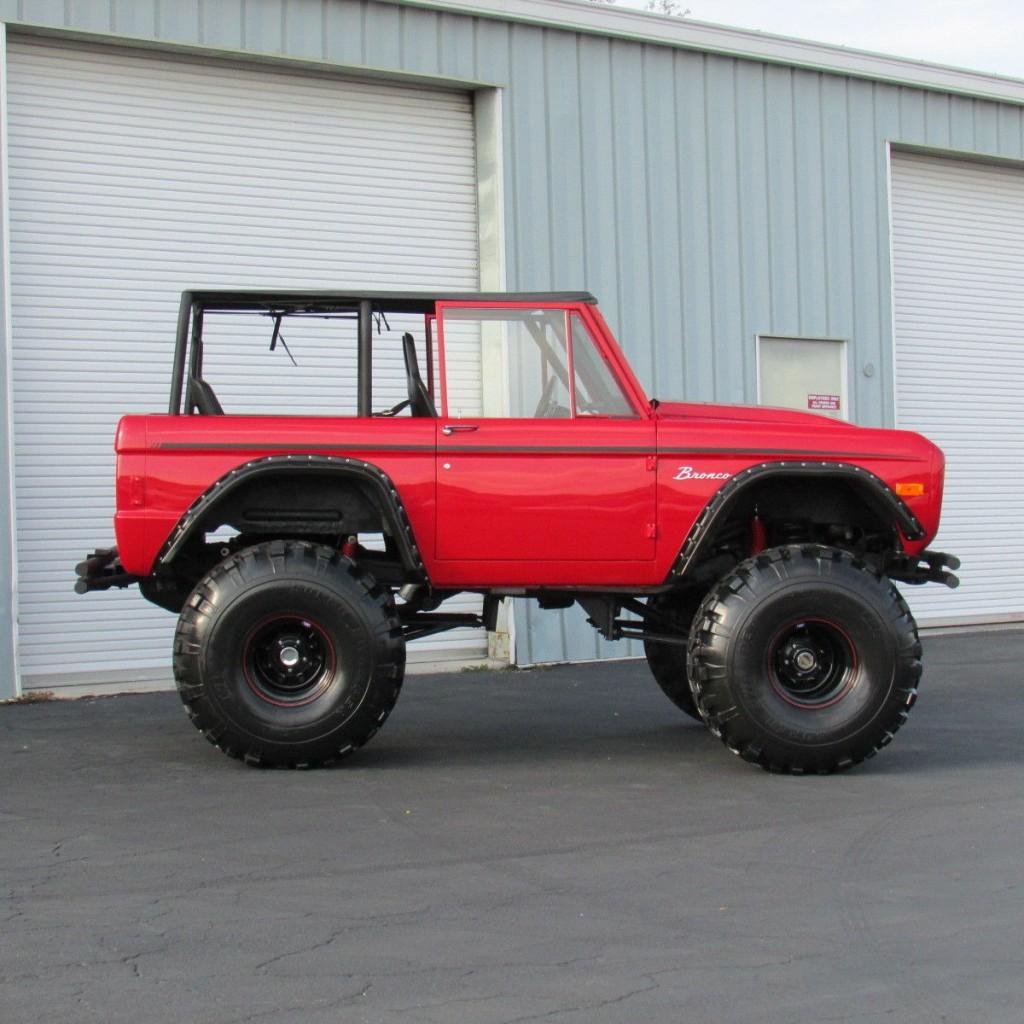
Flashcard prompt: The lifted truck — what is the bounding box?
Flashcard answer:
[76,289,958,773]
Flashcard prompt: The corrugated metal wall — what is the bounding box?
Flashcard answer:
[6,34,484,687]
[1,0,1023,672]
[891,151,1024,625]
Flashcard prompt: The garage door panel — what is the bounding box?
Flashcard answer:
[892,151,1024,624]
[7,36,484,686]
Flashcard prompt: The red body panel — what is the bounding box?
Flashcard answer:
[112,302,945,587]
[435,420,656,562]
[116,417,437,577]
[652,408,942,567]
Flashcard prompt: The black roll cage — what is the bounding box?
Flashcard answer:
[168,288,598,416]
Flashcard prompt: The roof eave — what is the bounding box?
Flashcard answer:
[393,0,1024,106]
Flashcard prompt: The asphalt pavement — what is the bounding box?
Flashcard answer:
[2,629,1023,1024]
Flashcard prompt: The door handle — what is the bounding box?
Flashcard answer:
[442,423,479,435]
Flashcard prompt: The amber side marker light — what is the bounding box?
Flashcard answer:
[894,482,926,497]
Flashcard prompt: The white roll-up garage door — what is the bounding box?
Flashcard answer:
[6,36,485,691]
[891,150,1024,624]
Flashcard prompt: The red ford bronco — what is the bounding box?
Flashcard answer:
[76,289,958,773]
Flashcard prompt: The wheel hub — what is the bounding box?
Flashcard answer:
[793,648,818,672]
[243,616,335,706]
[769,619,858,708]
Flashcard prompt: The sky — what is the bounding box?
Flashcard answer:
[609,1,1024,80]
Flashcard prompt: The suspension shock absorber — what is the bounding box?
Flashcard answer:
[750,507,767,555]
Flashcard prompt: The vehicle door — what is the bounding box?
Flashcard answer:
[433,302,656,570]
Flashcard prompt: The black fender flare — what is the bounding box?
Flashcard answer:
[667,460,925,582]
[156,453,427,578]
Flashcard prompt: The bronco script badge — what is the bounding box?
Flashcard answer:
[673,465,731,481]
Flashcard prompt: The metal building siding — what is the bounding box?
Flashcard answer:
[0,10,1021,390]
[6,34,482,685]
[1,1,1023,671]
[507,62,1024,661]
[891,150,1024,624]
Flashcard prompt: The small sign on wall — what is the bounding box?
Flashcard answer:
[758,335,848,421]
[807,393,841,412]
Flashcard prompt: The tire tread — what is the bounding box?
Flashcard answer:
[173,539,405,768]
[688,544,921,774]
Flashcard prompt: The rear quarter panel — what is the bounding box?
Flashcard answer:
[115,415,436,576]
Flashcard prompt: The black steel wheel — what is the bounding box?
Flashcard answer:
[688,544,922,774]
[242,614,335,707]
[174,540,405,768]
[767,618,859,709]
[643,589,704,720]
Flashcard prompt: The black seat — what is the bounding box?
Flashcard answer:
[401,333,437,418]
[187,377,224,416]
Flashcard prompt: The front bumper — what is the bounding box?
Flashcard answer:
[74,546,140,594]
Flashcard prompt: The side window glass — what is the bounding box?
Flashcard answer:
[440,307,572,418]
[569,313,636,418]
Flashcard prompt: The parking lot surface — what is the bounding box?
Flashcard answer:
[2,629,1023,1024]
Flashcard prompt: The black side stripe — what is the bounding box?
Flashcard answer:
[438,445,651,454]
[156,441,908,459]
[156,442,435,452]
[156,442,650,454]
[659,447,912,459]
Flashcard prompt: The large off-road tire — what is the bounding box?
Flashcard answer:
[173,539,405,768]
[644,590,704,720]
[688,544,921,774]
